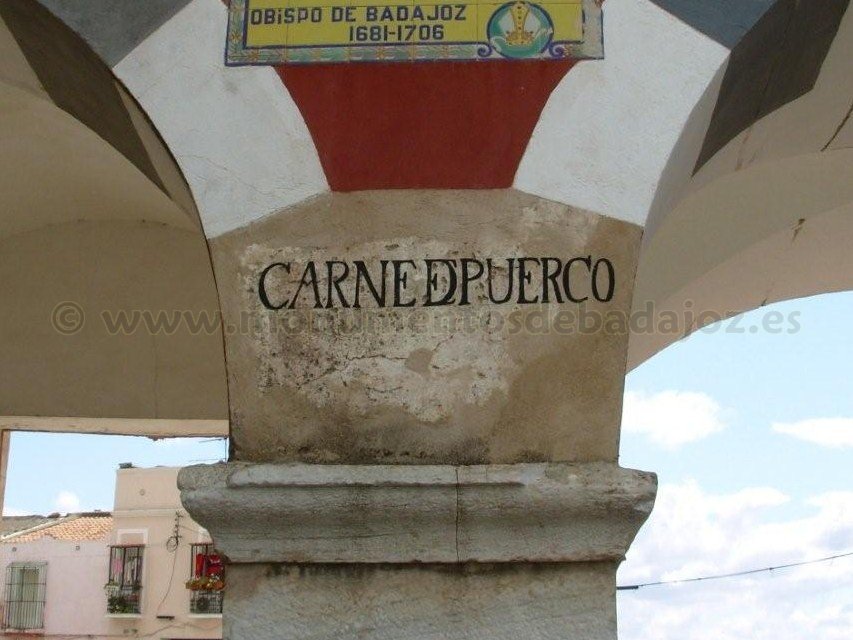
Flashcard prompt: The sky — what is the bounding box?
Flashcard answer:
[3,293,852,638]
[3,435,227,515]
[617,292,853,639]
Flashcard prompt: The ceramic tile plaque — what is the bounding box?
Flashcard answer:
[226,0,603,64]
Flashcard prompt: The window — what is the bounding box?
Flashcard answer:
[106,546,143,614]
[187,543,224,615]
[4,563,46,630]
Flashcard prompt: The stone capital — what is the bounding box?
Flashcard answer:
[179,461,656,565]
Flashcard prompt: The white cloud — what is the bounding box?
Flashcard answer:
[772,418,853,448]
[618,481,853,640]
[622,390,727,449]
[2,507,30,517]
[54,491,81,513]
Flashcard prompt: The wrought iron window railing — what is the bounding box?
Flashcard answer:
[190,588,224,614]
[106,545,144,614]
[105,583,142,615]
[4,563,46,630]
[188,543,224,614]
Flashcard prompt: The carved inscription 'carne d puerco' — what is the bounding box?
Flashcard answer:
[258,256,616,310]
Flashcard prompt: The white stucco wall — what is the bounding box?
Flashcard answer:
[0,538,109,636]
[0,467,221,639]
[107,467,222,638]
[114,0,328,238]
[515,0,729,226]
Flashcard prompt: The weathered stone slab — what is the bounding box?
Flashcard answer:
[457,463,657,562]
[210,190,642,466]
[225,562,618,640]
[180,462,458,563]
[178,462,656,564]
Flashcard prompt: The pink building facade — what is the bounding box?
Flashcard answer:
[0,467,222,639]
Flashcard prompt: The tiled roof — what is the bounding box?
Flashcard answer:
[0,516,55,537]
[2,514,113,543]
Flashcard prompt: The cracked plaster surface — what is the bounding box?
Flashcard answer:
[212,190,642,465]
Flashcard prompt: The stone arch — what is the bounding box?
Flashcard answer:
[2,2,848,638]
[630,1,853,367]
[4,0,849,449]
[0,1,228,427]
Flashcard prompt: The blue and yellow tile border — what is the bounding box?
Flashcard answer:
[225,0,603,65]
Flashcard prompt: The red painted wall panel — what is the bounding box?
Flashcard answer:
[277,61,575,191]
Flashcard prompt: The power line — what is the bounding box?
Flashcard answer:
[617,550,853,591]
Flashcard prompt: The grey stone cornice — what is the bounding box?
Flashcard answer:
[178,462,656,564]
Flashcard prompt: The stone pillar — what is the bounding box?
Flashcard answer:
[179,190,656,639]
[0,430,10,516]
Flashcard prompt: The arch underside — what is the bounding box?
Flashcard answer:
[0,0,851,420]
[631,0,853,367]
[0,2,227,429]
